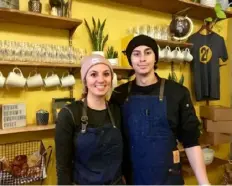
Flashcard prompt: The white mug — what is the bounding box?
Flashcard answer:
[158,45,165,60]
[60,72,75,87]
[172,47,184,62]
[27,70,44,88]
[6,67,26,87]
[162,46,173,62]
[182,48,193,62]
[44,71,60,88]
[0,71,6,88]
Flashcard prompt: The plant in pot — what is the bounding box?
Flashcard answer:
[106,46,119,66]
[168,63,184,85]
[204,3,227,32]
[168,71,184,85]
[84,17,109,57]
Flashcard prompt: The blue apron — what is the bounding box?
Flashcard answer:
[122,79,184,185]
[72,99,123,185]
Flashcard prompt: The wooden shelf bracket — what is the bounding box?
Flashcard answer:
[174,7,192,16]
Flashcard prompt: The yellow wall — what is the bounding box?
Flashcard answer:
[0,0,231,185]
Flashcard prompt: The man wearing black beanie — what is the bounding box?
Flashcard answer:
[110,35,209,185]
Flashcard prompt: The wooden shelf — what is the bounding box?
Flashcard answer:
[110,0,232,20]
[156,39,193,49]
[0,61,132,69]
[0,60,134,79]
[0,60,81,68]
[0,124,55,135]
[182,157,228,176]
[113,66,134,79]
[0,8,82,32]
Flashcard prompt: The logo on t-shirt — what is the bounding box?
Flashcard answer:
[199,45,212,64]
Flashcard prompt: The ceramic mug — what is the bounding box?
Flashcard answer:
[0,71,6,88]
[60,72,75,87]
[182,48,193,62]
[162,46,173,62]
[158,45,165,60]
[6,67,26,87]
[27,70,44,88]
[44,71,60,88]
[172,47,184,62]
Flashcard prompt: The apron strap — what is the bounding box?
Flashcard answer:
[159,78,165,101]
[63,106,76,125]
[126,78,165,101]
[81,99,117,133]
[125,81,133,101]
[81,99,89,133]
[106,102,117,128]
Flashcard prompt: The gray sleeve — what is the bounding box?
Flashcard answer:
[55,107,75,185]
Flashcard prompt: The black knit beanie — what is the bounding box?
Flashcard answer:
[124,35,159,68]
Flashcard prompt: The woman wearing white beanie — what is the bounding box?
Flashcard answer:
[55,54,123,185]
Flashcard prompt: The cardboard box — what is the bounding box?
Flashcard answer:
[200,131,231,145]
[200,105,232,121]
[177,131,230,151]
[204,119,232,134]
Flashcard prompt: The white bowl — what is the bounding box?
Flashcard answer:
[202,148,215,165]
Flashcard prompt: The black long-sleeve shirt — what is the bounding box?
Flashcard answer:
[110,74,200,183]
[110,74,200,148]
[110,74,201,184]
[55,101,121,185]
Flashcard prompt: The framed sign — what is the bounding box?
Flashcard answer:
[0,103,26,129]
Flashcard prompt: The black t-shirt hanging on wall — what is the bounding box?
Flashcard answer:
[187,32,228,101]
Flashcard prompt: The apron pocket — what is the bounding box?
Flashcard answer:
[166,163,184,185]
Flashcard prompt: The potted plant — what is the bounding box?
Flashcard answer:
[84,17,108,57]
[204,3,227,32]
[106,46,119,66]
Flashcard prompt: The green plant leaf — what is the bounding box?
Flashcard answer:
[114,51,118,58]
[168,73,171,80]
[97,19,101,34]
[102,34,108,51]
[84,19,94,48]
[106,46,118,58]
[84,17,108,52]
[110,46,113,57]
[216,10,227,19]
[179,74,184,85]
[92,30,98,51]
[214,3,221,12]
[99,19,106,51]
[106,46,113,58]
[205,17,213,22]
[106,47,110,58]
[173,72,177,82]
[92,17,96,34]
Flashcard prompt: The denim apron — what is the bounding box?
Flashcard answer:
[71,99,123,185]
[122,79,184,185]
